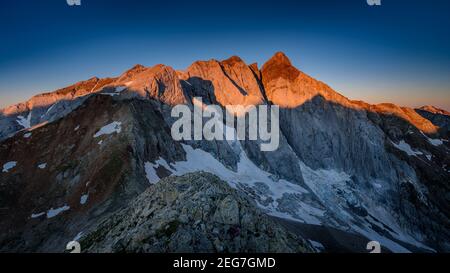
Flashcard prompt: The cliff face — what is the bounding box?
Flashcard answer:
[0,52,449,253]
[178,56,266,108]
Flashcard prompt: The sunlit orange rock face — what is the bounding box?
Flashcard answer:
[260,52,439,134]
[418,105,450,116]
[367,103,438,134]
[181,55,266,107]
[115,64,189,106]
[261,52,348,108]
[0,51,441,135]
[1,77,114,116]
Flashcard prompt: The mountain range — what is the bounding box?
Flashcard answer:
[0,52,449,253]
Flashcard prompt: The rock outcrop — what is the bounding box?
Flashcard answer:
[181,56,266,107]
[81,172,314,253]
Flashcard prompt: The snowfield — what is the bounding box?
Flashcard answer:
[145,143,322,225]
[142,141,435,253]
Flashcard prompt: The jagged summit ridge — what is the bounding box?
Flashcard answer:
[0,52,441,140]
[268,51,293,66]
[418,105,450,116]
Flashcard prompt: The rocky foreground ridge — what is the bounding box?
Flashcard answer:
[80,172,314,253]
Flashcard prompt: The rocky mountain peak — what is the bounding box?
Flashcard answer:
[260,52,347,108]
[222,55,245,65]
[184,56,266,107]
[117,64,189,106]
[117,64,147,82]
[269,51,293,66]
[418,105,450,116]
[261,52,300,84]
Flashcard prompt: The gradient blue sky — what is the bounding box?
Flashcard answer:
[1,0,449,110]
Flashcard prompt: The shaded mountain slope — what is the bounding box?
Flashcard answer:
[0,95,185,252]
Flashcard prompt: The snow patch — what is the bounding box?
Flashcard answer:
[2,161,17,173]
[308,240,325,251]
[23,132,32,138]
[80,194,88,205]
[17,112,32,129]
[46,205,70,218]
[299,157,434,253]
[31,212,45,219]
[93,121,122,138]
[73,232,83,241]
[146,143,319,224]
[421,132,444,146]
[41,103,57,118]
[38,163,47,169]
[101,85,128,96]
[115,86,127,93]
[392,140,423,156]
[145,162,161,184]
[31,205,71,219]
[428,138,443,146]
[74,125,80,131]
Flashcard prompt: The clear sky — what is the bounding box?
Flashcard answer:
[1,0,449,110]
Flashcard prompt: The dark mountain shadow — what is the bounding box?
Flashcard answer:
[271,93,449,251]
[184,77,218,104]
